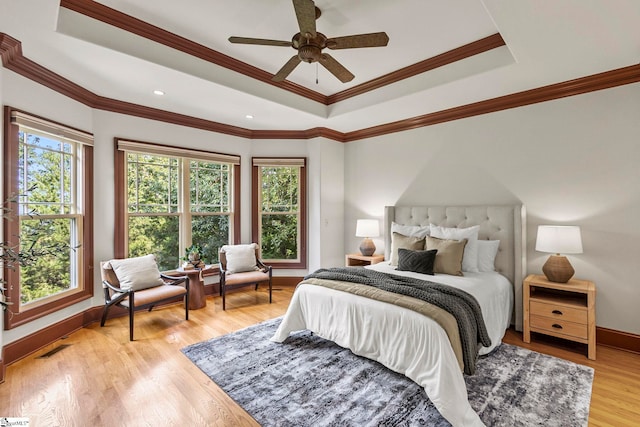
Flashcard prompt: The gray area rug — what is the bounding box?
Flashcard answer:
[182,318,593,426]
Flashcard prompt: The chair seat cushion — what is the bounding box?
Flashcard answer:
[224,270,270,286]
[119,284,187,308]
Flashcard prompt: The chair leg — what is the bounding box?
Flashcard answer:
[185,292,189,321]
[129,294,135,341]
[269,278,272,304]
[220,274,226,310]
[222,284,226,311]
[100,304,111,327]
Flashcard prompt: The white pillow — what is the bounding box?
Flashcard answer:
[429,224,480,272]
[222,243,259,274]
[391,222,430,238]
[477,240,500,272]
[109,254,164,291]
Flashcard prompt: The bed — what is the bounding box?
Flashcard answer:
[272,205,526,427]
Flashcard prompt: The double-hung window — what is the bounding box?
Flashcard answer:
[115,140,239,271]
[3,108,93,329]
[252,158,306,269]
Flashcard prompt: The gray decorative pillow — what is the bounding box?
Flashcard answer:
[397,249,437,275]
[425,236,467,276]
[390,232,426,266]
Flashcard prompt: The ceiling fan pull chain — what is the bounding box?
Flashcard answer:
[316,63,319,84]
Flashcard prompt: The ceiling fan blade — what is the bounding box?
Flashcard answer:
[272,55,302,82]
[326,32,390,49]
[292,0,317,38]
[319,53,354,83]
[228,36,293,47]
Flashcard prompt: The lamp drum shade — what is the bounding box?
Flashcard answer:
[356,219,379,256]
[535,225,583,283]
[535,225,583,254]
[355,219,380,238]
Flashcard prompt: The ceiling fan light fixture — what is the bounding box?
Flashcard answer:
[299,45,321,63]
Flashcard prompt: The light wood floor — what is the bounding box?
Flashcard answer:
[1,286,639,426]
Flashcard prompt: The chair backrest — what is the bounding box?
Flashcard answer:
[100,261,121,289]
[219,244,261,271]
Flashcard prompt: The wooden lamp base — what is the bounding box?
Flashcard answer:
[542,254,575,283]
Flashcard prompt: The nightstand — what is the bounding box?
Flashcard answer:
[523,274,596,360]
[346,253,384,267]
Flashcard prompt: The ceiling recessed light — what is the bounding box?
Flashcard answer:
[153,90,165,96]
[245,114,254,119]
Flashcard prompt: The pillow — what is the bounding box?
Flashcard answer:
[109,254,164,291]
[425,236,467,276]
[397,248,437,275]
[429,224,480,272]
[391,222,430,238]
[222,243,259,274]
[477,240,500,272]
[390,232,426,266]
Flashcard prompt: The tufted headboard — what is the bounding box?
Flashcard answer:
[384,205,526,330]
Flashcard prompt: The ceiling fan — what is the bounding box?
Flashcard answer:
[228,0,389,83]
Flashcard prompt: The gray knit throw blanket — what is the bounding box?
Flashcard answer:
[304,267,491,375]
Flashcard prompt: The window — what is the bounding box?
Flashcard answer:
[252,158,306,269]
[115,140,240,271]
[3,108,93,329]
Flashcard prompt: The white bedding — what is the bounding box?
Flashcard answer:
[272,263,514,427]
[367,262,514,355]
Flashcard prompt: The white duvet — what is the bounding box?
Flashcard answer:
[271,262,513,427]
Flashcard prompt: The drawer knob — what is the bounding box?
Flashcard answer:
[552,310,563,315]
[552,323,563,329]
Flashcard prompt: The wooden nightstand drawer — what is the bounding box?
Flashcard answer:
[530,315,588,340]
[530,300,587,324]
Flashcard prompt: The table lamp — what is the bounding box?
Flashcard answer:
[535,225,583,283]
[355,219,379,256]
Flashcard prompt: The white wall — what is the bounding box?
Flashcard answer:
[0,71,346,345]
[313,138,345,270]
[344,82,640,334]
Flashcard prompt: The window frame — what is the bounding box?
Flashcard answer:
[113,139,240,269]
[3,107,94,329]
[252,157,307,269]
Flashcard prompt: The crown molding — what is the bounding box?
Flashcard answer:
[344,63,640,141]
[251,127,346,142]
[2,32,639,144]
[0,33,98,106]
[59,0,326,104]
[59,0,505,106]
[94,97,254,139]
[326,33,505,104]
